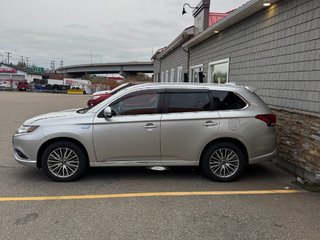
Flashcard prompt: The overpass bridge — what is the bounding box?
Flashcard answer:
[57,61,153,78]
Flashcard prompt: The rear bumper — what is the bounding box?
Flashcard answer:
[249,148,278,164]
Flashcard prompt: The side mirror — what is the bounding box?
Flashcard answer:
[103,106,112,118]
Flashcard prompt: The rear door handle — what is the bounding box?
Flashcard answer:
[204,121,218,127]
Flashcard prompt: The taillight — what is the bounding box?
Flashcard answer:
[255,114,276,126]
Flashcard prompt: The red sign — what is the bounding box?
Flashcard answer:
[0,68,17,73]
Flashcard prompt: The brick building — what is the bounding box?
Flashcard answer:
[152,0,320,182]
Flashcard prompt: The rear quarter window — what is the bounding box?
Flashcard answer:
[211,90,247,110]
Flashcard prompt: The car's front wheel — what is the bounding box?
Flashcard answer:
[41,141,87,182]
[202,142,246,182]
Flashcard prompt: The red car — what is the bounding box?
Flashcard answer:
[17,80,30,91]
[87,83,136,107]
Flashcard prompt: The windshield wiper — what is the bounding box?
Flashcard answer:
[76,108,90,114]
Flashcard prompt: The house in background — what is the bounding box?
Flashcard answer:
[152,0,320,182]
[0,63,43,89]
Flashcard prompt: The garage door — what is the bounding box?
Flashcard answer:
[0,74,10,80]
[12,75,25,80]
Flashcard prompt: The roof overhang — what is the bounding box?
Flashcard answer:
[183,0,280,48]
[151,47,167,60]
[156,26,194,59]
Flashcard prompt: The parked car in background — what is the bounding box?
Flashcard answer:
[17,80,30,91]
[13,83,277,182]
[91,89,111,95]
[87,83,136,107]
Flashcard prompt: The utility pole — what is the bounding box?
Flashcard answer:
[50,61,55,70]
[60,56,64,68]
[20,56,24,65]
[5,52,11,64]
[25,57,30,67]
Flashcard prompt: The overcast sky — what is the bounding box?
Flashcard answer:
[0,0,249,68]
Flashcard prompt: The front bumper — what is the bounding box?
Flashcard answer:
[13,150,37,167]
[12,129,44,168]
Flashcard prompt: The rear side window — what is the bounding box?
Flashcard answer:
[211,91,247,110]
[168,92,211,113]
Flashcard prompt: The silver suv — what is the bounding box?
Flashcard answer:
[13,83,277,182]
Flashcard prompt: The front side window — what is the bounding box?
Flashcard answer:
[208,59,229,84]
[110,92,160,115]
[211,90,247,110]
[168,92,211,113]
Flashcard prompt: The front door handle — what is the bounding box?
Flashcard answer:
[144,123,158,131]
[204,121,218,127]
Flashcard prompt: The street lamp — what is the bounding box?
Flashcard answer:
[182,3,198,15]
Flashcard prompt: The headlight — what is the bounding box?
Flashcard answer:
[16,125,39,135]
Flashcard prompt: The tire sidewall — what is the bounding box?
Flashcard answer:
[202,142,246,182]
[41,141,87,182]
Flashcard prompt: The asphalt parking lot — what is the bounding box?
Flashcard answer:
[0,91,319,240]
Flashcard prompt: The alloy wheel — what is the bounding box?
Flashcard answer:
[209,148,240,178]
[47,147,80,178]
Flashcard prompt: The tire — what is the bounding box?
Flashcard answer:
[41,141,87,182]
[201,142,246,182]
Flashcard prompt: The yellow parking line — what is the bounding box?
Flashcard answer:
[0,189,302,202]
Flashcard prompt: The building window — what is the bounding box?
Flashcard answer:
[161,72,164,82]
[190,64,203,83]
[177,66,182,82]
[165,70,169,82]
[170,69,175,82]
[208,58,229,84]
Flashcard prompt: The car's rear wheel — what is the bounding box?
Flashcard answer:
[41,141,87,182]
[202,142,246,182]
